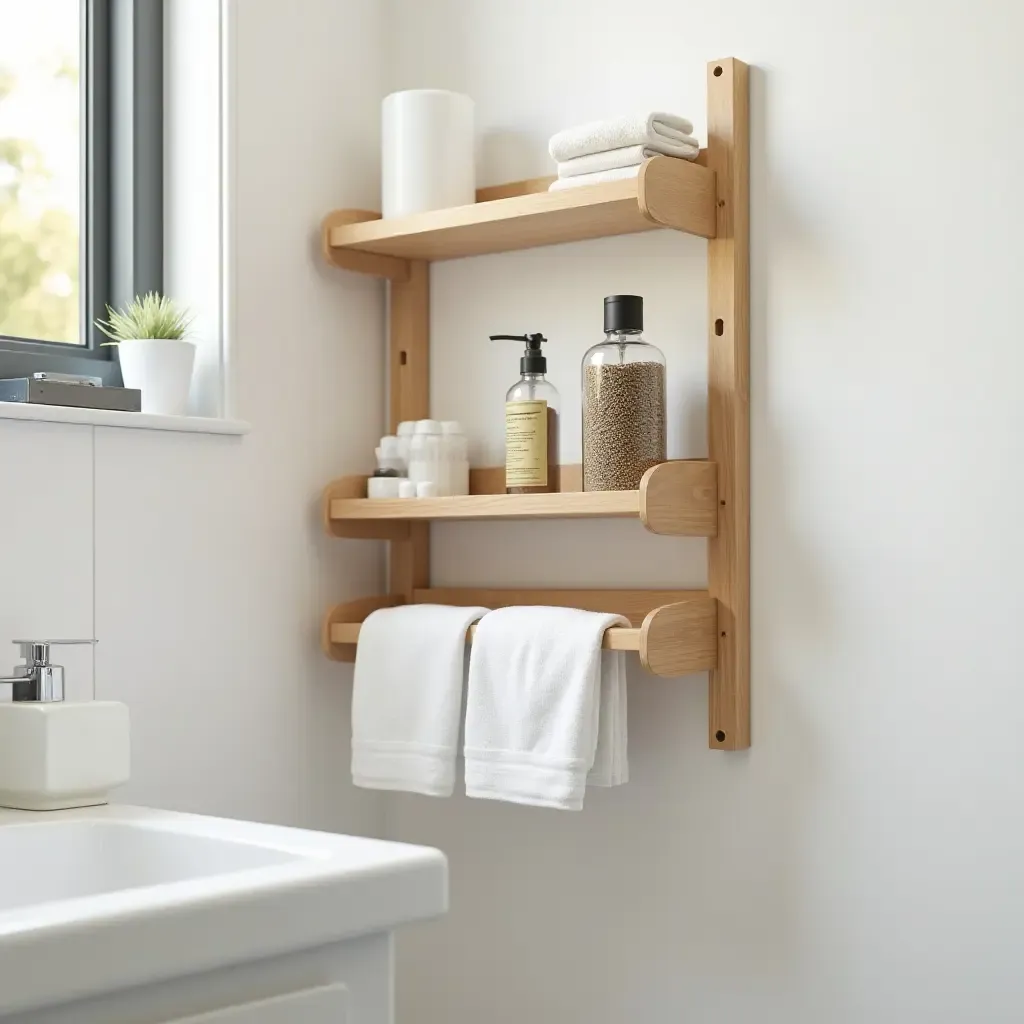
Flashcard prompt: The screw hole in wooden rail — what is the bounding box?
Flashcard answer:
[715,730,726,742]
[714,318,724,336]
[713,65,723,77]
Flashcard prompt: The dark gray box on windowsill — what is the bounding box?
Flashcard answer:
[0,378,142,412]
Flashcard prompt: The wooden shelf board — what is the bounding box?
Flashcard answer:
[325,460,718,536]
[325,156,717,266]
[330,489,640,523]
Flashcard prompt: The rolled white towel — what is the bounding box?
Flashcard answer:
[557,142,698,179]
[549,111,697,163]
[548,165,640,192]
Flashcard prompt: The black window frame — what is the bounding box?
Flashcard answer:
[0,0,163,386]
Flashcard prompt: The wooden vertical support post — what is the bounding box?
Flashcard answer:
[388,260,431,599]
[706,58,750,750]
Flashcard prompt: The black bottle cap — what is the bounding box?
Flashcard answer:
[490,333,548,374]
[604,294,643,333]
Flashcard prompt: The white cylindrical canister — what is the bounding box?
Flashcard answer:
[382,90,475,219]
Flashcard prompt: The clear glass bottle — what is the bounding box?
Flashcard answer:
[491,334,560,494]
[581,295,667,491]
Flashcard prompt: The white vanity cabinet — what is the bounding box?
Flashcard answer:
[167,984,349,1023]
[10,928,392,1024]
[0,807,446,1024]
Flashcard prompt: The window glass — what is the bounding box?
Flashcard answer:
[0,0,80,344]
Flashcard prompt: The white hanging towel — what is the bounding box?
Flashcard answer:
[352,604,488,796]
[587,651,629,788]
[548,165,640,192]
[557,141,698,179]
[548,111,697,163]
[464,606,629,810]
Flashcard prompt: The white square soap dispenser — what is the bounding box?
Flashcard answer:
[0,639,129,810]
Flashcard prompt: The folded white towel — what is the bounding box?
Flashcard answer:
[548,165,640,192]
[557,142,697,179]
[352,603,488,796]
[549,111,697,163]
[464,606,629,810]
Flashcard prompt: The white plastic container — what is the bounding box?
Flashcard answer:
[396,421,416,468]
[378,435,406,475]
[409,419,443,489]
[367,476,403,499]
[441,421,470,496]
[382,90,475,219]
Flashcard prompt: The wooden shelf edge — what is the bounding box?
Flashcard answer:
[639,460,718,536]
[322,475,410,540]
[322,596,403,661]
[640,598,718,677]
[638,157,717,238]
[321,210,410,281]
[330,489,640,523]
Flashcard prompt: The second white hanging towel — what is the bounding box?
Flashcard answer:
[464,606,629,810]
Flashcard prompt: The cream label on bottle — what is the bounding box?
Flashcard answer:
[505,399,548,487]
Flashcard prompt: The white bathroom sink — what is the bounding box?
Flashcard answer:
[0,804,446,1016]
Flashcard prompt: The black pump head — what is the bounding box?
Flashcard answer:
[490,333,548,374]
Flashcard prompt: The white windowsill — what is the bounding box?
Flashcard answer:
[0,402,250,435]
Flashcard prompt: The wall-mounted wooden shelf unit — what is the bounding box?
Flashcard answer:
[319,57,750,750]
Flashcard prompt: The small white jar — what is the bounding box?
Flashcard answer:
[396,421,416,468]
[441,421,470,496]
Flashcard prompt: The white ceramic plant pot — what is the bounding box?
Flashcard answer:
[117,338,196,416]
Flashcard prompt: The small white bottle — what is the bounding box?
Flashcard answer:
[441,421,469,496]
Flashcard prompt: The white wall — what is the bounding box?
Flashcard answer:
[381,1,1024,1022]
[5,2,1024,1020]
[0,0,388,835]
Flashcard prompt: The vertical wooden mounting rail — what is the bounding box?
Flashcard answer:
[388,260,431,599]
[706,58,750,750]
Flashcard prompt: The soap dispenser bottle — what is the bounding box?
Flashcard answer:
[0,639,130,810]
[490,333,560,493]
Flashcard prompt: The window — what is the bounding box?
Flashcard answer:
[0,0,162,385]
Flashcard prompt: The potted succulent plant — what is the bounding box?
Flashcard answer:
[96,293,196,415]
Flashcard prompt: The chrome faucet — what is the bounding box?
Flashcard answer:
[0,640,96,703]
